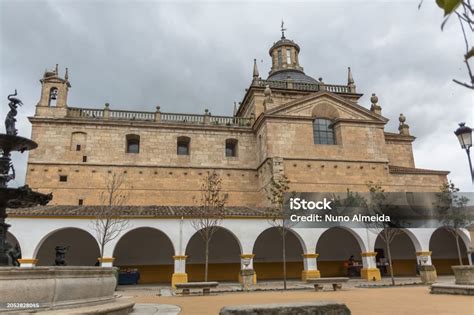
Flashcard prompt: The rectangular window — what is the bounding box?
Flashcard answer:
[59,175,68,182]
[78,199,84,206]
[177,137,190,155]
[286,49,291,64]
[82,156,87,162]
[277,49,282,66]
[313,118,335,145]
[225,140,237,157]
[177,143,189,155]
[76,144,81,151]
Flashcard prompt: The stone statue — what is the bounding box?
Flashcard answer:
[0,159,15,187]
[54,245,70,266]
[4,242,21,266]
[5,90,23,136]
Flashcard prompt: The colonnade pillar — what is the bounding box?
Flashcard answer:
[360,252,381,281]
[171,255,188,288]
[98,257,115,267]
[416,251,437,283]
[18,258,38,268]
[239,254,256,285]
[301,253,320,280]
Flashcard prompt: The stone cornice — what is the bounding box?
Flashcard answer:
[28,117,255,133]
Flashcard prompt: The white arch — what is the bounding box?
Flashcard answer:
[33,227,100,258]
[316,227,368,253]
[184,225,243,255]
[429,227,471,252]
[371,228,423,252]
[112,226,176,257]
[251,226,308,254]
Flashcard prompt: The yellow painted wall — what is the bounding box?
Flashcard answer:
[432,259,469,275]
[187,263,241,282]
[120,265,173,284]
[120,259,467,284]
[254,262,303,280]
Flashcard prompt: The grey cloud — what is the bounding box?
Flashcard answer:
[1,0,472,190]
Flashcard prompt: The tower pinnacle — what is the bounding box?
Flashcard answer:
[281,20,286,39]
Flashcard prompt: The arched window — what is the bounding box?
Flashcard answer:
[49,87,58,107]
[225,139,238,157]
[313,118,335,145]
[177,136,190,155]
[126,134,140,153]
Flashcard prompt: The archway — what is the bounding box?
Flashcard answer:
[113,227,174,284]
[374,230,417,277]
[429,227,469,275]
[316,227,364,277]
[185,227,241,281]
[252,227,304,280]
[35,228,100,266]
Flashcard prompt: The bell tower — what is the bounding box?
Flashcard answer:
[37,64,71,108]
[268,22,304,76]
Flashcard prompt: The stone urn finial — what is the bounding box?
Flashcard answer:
[398,113,410,135]
[370,93,382,115]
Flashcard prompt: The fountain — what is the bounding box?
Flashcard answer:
[0,91,134,313]
[0,90,52,266]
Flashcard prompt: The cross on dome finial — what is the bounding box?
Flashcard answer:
[281,20,286,39]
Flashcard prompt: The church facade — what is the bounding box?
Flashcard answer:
[7,32,471,285]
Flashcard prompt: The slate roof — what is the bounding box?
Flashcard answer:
[6,205,270,218]
[267,70,318,84]
[388,165,449,175]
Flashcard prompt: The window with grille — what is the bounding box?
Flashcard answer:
[313,118,335,145]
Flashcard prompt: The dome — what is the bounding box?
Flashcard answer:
[267,70,318,84]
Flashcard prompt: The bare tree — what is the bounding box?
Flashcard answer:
[363,182,403,286]
[419,0,474,89]
[191,170,228,282]
[435,181,472,265]
[265,174,294,290]
[91,172,130,258]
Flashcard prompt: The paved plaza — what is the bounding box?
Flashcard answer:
[117,277,473,315]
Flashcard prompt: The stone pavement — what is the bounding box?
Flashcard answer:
[131,303,181,315]
[118,276,456,295]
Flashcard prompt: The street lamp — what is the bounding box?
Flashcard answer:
[454,122,473,182]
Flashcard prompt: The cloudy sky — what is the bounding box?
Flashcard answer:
[1,0,473,190]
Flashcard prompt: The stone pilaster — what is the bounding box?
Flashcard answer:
[171,255,188,288]
[18,258,38,268]
[302,253,320,280]
[360,252,381,281]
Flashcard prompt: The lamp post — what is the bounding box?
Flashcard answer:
[454,122,473,182]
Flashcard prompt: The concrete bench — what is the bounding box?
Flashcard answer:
[307,277,349,291]
[220,301,350,315]
[175,281,219,295]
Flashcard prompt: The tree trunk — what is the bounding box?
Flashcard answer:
[386,241,395,286]
[204,238,209,282]
[282,229,287,290]
[455,234,463,265]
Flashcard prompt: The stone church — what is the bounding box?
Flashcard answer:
[7,30,470,285]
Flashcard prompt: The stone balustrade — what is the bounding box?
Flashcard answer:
[66,107,253,127]
[256,79,352,94]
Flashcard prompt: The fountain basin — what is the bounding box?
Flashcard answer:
[0,186,52,208]
[453,265,474,285]
[0,267,120,312]
[0,134,37,153]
